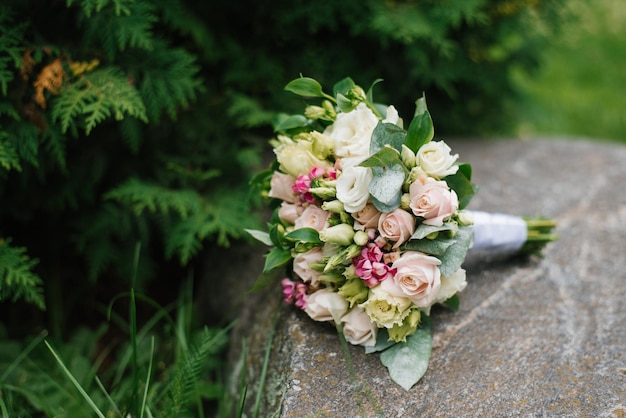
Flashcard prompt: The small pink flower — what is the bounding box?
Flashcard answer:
[353,244,396,288]
[309,167,326,179]
[292,174,312,194]
[327,167,338,180]
[281,278,307,310]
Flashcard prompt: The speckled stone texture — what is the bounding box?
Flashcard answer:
[227,138,626,418]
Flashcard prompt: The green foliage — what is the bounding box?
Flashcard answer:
[0,239,45,309]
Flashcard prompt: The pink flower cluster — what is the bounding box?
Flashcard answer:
[353,243,396,288]
[292,167,337,204]
[281,278,307,309]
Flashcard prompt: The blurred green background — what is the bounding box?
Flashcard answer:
[514,0,626,142]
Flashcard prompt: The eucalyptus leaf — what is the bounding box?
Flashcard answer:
[359,146,402,168]
[403,236,455,256]
[364,329,395,354]
[410,222,459,240]
[244,229,272,246]
[380,327,432,391]
[285,227,322,244]
[405,96,434,153]
[370,122,406,154]
[284,77,326,98]
[369,164,405,212]
[438,225,473,277]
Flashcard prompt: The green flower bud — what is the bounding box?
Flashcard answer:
[310,131,335,159]
[400,193,411,210]
[338,276,369,308]
[309,187,336,199]
[457,210,474,226]
[304,105,327,120]
[319,223,355,247]
[322,100,337,120]
[388,309,421,343]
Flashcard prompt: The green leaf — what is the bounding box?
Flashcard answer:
[285,77,327,98]
[359,146,402,168]
[332,77,356,98]
[403,235,455,256]
[405,96,434,153]
[248,269,283,293]
[263,247,291,272]
[366,78,384,103]
[445,163,476,210]
[245,229,272,246]
[368,164,406,212]
[370,122,406,154]
[285,227,322,244]
[442,293,460,311]
[380,326,432,391]
[273,114,309,132]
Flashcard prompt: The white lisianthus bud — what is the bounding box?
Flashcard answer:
[308,187,336,200]
[401,144,416,168]
[400,193,411,210]
[319,223,355,247]
[457,210,474,226]
[304,105,327,120]
[321,200,345,214]
[336,165,373,213]
[353,230,369,246]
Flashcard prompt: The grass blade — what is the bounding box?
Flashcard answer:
[44,340,106,418]
[139,336,155,418]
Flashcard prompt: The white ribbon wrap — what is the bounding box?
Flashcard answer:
[467,210,527,253]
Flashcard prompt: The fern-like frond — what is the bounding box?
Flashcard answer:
[9,123,40,168]
[134,41,203,121]
[0,136,21,171]
[0,239,45,310]
[41,126,67,171]
[160,326,229,416]
[52,67,147,135]
[0,6,26,96]
[67,0,133,18]
[105,178,203,219]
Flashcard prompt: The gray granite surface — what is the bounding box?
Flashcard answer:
[226,138,626,418]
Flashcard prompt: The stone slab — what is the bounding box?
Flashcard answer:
[227,138,626,417]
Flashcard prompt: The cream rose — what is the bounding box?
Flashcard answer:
[294,205,330,232]
[268,171,296,203]
[340,307,378,346]
[417,141,459,178]
[352,203,382,229]
[359,285,412,329]
[293,247,324,286]
[383,251,441,308]
[409,176,458,226]
[433,268,467,305]
[304,289,348,323]
[323,103,378,167]
[274,138,331,178]
[378,208,416,249]
[336,165,373,213]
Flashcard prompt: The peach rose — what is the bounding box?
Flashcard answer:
[304,288,348,323]
[293,247,324,286]
[409,176,458,226]
[278,202,300,224]
[382,251,441,308]
[295,205,330,232]
[340,307,378,346]
[378,208,416,249]
[352,203,382,229]
[268,171,296,203]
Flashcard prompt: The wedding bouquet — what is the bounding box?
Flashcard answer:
[247,76,556,390]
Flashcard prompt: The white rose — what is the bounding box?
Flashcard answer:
[433,268,467,305]
[417,140,459,178]
[340,307,378,347]
[304,288,348,323]
[323,103,379,168]
[336,165,373,213]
